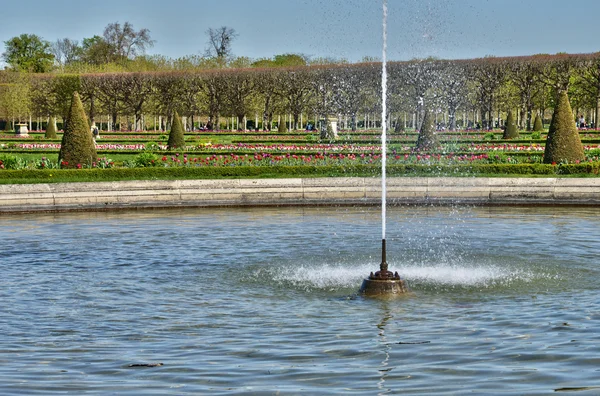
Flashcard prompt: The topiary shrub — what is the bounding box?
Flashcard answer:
[278,121,288,133]
[45,117,58,139]
[58,92,97,168]
[543,91,585,164]
[167,111,186,150]
[416,108,438,150]
[503,111,519,139]
[533,113,543,132]
[394,119,405,133]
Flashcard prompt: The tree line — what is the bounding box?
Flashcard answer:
[2,52,600,132]
[1,22,332,75]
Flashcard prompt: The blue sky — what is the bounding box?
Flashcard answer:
[1,0,600,66]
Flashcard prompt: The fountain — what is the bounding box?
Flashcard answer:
[359,0,409,296]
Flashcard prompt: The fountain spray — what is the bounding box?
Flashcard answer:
[359,0,408,296]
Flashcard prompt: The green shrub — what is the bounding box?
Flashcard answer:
[134,152,159,167]
[530,131,541,140]
[416,109,438,150]
[45,117,58,139]
[503,111,519,139]
[0,154,26,169]
[533,114,543,132]
[167,111,186,150]
[145,141,161,151]
[543,91,585,164]
[484,132,496,140]
[58,92,98,168]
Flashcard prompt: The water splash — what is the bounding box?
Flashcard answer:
[248,261,553,292]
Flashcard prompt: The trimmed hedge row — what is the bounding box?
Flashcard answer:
[1,163,599,184]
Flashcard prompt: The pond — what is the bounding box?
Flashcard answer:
[1,205,599,394]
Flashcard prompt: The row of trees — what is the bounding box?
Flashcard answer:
[1,24,326,74]
[2,52,600,133]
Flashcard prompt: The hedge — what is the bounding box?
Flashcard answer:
[3,163,600,184]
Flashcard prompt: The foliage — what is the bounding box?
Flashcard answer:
[0,72,31,123]
[252,54,308,68]
[45,117,58,139]
[533,114,544,131]
[133,152,158,167]
[2,34,54,72]
[167,111,186,149]
[7,162,600,185]
[0,154,26,169]
[503,111,519,139]
[543,91,585,164]
[58,92,98,168]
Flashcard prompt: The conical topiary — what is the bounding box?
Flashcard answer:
[278,120,288,133]
[533,113,543,132]
[45,116,58,139]
[167,111,186,150]
[416,108,438,150]
[543,91,585,164]
[503,111,519,139]
[58,92,97,168]
[394,118,405,132]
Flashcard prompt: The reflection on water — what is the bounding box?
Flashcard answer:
[1,205,600,394]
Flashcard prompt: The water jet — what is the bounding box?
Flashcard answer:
[359,0,409,296]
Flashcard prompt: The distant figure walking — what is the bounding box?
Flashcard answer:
[579,115,586,129]
[91,124,99,141]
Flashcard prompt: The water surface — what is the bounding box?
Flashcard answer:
[1,205,599,394]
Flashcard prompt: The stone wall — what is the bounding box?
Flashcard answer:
[2,177,600,212]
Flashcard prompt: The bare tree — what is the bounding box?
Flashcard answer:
[52,38,82,67]
[205,26,237,61]
[103,22,155,62]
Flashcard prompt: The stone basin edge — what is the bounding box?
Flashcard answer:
[1,177,600,213]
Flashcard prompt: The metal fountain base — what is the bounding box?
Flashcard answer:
[359,273,409,296]
[359,239,409,296]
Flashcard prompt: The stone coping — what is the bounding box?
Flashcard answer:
[2,177,600,213]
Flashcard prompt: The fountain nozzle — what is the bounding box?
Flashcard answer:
[359,239,408,296]
[368,239,400,281]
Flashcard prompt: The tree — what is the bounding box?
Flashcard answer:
[543,91,584,164]
[205,26,237,62]
[252,54,307,68]
[52,38,82,67]
[58,92,97,168]
[102,21,155,62]
[223,70,256,130]
[81,35,113,65]
[0,72,31,126]
[2,34,55,72]
[167,111,186,150]
[503,110,519,139]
